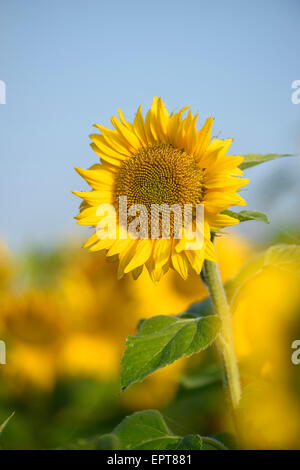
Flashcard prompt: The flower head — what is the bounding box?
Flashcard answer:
[73,97,248,281]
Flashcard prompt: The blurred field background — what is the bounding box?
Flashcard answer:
[1,0,300,450]
[0,230,300,449]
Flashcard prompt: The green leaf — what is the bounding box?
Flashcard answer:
[0,411,15,435]
[180,297,213,318]
[121,314,221,390]
[222,209,269,224]
[97,410,180,450]
[168,435,203,450]
[96,410,226,450]
[240,153,293,170]
[180,364,223,390]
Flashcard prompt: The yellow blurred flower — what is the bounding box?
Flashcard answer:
[165,233,252,311]
[0,290,65,346]
[121,362,185,410]
[233,247,300,382]
[0,241,14,292]
[231,246,300,449]
[0,233,251,411]
[5,343,57,392]
[238,381,300,450]
[58,334,120,381]
[55,233,251,408]
[0,290,64,391]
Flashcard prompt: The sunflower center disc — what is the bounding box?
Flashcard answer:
[115,143,204,209]
[114,144,205,238]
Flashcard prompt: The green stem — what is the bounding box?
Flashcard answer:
[203,259,241,411]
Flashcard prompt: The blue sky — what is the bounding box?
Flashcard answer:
[0,0,299,251]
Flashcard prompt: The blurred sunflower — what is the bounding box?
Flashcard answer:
[0,234,252,412]
[55,249,186,394]
[73,97,248,281]
[55,234,251,408]
[0,241,13,292]
[230,246,300,449]
[0,289,65,391]
[232,247,300,383]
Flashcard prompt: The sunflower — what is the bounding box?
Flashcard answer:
[73,97,248,281]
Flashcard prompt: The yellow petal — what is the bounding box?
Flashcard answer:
[185,249,204,274]
[117,240,137,279]
[93,124,132,156]
[74,166,115,190]
[111,116,141,151]
[132,265,144,280]
[171,249,189,280]
[75,205,97,220]
[82,231,99,248]
[146,259,169,283]
[204,239,218,263]
[90,134,128,160]
[124,239,153,273]
[144,107,156,144]
[185,112,199,155]
[206,137,233,156]
[76,216,103,226]
[72,189,113,206]
[207,213,240,230]
[107,238,133,257]
[133,105,148,146]
[168,106,190,148]
[231,167,244,176]
[204,176,249,190]
[157,98,169,135]
[194,117,214,161]
[204,191,247,214]
[90,143,123,167]
[204,155,244,177]
[89,238,114,252]
[149,97,168,143]
[152,238,172,271]
[118,108,134,131]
